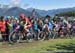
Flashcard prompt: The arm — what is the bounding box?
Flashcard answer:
[25,18,32,29]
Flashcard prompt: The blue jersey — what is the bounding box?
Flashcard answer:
[33,24,38,30]
[48,22,54,30]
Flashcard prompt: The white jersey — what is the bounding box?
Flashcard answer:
[67,24,71,28]
[54,23,60,31]
[43,24,48,29]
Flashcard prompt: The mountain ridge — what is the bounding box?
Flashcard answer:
[0,7,75,16]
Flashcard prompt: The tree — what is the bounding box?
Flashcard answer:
[55,11,75,17]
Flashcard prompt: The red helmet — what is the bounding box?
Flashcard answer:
[20,13,25,19]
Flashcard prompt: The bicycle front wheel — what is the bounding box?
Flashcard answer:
[9,31,21,44]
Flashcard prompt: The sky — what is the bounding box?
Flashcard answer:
[0,0,75,10]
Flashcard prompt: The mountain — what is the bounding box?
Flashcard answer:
[26,8,42,17]
[0,7,40,17]
[27,8,48,16]
[0,8,4,16]
[0,8,9,16]
[3,7,31,17]
[0,7,75,17]
[27,7,75,16]
[47,7,75,16]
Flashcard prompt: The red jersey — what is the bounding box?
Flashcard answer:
[0,21,6,32]
[20,13,32,29]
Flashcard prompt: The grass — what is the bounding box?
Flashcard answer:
[0,38,75,53]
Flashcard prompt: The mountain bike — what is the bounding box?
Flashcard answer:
[9,25,33,44]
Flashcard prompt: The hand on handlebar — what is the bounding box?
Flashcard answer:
[15,26,20,30]
[24,25,28,29]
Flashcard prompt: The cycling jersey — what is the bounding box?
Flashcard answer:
[8,23,13,32]
[20,13,32,29]
[13,23,18,30]
[34,24,38,30]
[43,24,50,30]
[48,22,54,30]
[0,21,6,32]
[54,23,60,31]
[72,24,75,30]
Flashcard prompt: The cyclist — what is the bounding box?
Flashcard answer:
[0,16,6,41]
[20,13,32,31]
